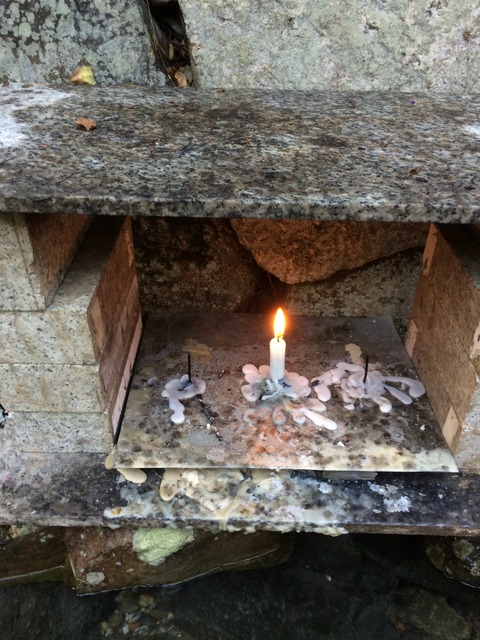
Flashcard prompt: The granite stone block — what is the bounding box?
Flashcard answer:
[407,225,480,470]
[1,451,479,533]
[182,0,479,92]
[0,212,91,310]
[113,313,456,473]
[1,413,113,453]
[0,316,142,453]
[0,86,479,223]
[0,216,137,364]
[0,363,106,412]
[0,216,142,451]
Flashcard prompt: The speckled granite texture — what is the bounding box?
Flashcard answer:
[0,451,478,534]
[113,313,457,473]
[182,0,480,92]
[0,85,478,222]
[0,212,91,310]
[0,0,164,86]
[0,217,142,452]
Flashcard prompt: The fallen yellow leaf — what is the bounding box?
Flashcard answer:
[70,65,96,85]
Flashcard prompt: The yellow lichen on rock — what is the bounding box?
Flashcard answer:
[132,528,194,566]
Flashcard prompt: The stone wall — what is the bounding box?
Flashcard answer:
[3,0,475,323]
[182,0,479,92]
[1,0,164,86]
[133,219,428,328]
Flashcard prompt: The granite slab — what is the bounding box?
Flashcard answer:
[0,450,479,535]
[0,212,91,311]
[0,85,479,222]
[113,313,457,473]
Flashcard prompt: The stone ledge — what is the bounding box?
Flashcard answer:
[0,85,478,222]
[0,452,479,535]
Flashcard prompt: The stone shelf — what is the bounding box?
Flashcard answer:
[0,451,479,535]
[0,85,479,222]
[113,313,457,473]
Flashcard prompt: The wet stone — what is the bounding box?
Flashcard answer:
[389,585,474,640]
[133,218,261,313]
[425,536,480,588]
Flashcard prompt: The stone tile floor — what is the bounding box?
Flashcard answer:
[1,533,479,640]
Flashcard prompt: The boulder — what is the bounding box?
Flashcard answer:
[425,537,480,588]
[181,0,479,91]
[232,219,427,285]
[66,527,294,593]
[133,218,261,312]
[1,0,164,86]
[285,249,422,327]
[389,585,473,640]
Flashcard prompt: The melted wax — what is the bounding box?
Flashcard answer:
[312,362,425,413]
[162,375,206,423]
[241,364,337,431]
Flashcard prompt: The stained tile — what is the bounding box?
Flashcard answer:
[113,313,457,473]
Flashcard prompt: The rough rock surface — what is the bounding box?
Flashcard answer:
[285,249,423,327]
[66,527,293,593]
[389,585,474,639]
[1,0,164,86]
[425,536,480,588]
[231,220,428,285]
[182,0,480,91]
[133,218,261,312]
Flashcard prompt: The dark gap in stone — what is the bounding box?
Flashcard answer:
[245,270,288,315]
[138,0,192,85]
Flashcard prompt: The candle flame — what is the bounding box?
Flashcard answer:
[274,308,286,339]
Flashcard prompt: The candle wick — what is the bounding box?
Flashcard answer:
[187,352,192,383]
[363,356,369,384]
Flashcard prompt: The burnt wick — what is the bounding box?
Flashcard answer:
[363,356,369,384]
[187,352,192,383]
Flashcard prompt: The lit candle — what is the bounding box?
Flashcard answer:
[269,308,286,381]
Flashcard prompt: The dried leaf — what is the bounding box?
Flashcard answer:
[76,116,96,131]
[70,65,96,86]
[174,70,188,87]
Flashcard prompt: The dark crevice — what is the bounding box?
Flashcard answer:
[245,270,288,315]
[138,0,192,86]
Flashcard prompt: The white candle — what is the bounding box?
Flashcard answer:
[269,308,286,381]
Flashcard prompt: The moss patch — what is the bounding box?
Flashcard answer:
[132,528,194,566]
